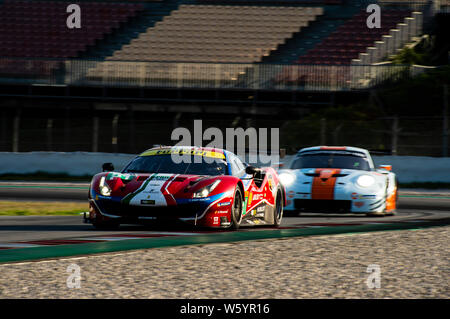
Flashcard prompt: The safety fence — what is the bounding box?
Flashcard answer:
[0,58,433,91]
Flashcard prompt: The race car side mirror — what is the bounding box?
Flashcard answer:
[102,163,114,172]
[378,165,392,171]
[245,166,260,175]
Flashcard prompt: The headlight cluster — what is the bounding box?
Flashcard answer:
[193,180,220,198]
[99,176,112,196]
[279,172,295,186]
[356,175,375,188]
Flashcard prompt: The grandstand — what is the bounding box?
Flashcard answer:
[0,0,144,58]
[0,0,145,78]
[0,0,439,90]
[0,0,448,153]
[87,5,323,84]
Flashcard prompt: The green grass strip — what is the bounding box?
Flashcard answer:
[0,219,448,264]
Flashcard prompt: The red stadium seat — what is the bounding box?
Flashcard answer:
[0,0,144,59]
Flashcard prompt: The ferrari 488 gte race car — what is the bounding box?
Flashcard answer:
[84,146,285,229]
[278,146,397,216]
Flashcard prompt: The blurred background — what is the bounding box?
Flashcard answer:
[0,0,448,157]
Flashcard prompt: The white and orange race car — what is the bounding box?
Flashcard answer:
[278,146,397,216]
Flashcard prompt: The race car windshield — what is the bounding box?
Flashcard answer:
[291,153,371,171]
[122,155,228,176]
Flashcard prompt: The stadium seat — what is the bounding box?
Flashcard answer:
[0,0,144,59]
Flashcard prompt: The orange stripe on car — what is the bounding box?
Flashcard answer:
[320,146,347,150]
[311,169,341,200]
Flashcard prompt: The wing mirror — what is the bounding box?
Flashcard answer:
[102,162,114,172]
[245,165,261,176]
[378,165,392,171]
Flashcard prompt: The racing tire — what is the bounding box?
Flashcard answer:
[230,186,243,230]
[273,187,284,227]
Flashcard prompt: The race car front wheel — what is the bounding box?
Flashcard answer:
[273,187,284,226]
[230,187,243,230]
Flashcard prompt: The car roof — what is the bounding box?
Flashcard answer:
[297,146,370,156]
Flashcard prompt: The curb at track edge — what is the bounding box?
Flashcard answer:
[0,219,449,264]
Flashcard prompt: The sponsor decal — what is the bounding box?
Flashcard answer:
[140,148,225,160]
[213,216,219,224]
[107,172,135,181]
[153,175,172,181]
[141,200,156,205]
[256,205,265,212]
[192,197,210,201]
[143,189,159,194]
[354,201,365,207]
[218,201,231,207]
[351,192,359,200]
[252,194,263,201]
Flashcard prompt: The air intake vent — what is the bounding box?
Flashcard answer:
[304,173,348,178]
[332,174,349,178]
[304,173,319,177]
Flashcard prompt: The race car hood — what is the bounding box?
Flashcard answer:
[91,172,223,206]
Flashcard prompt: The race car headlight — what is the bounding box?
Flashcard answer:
[192,180,220,198]
[279,172,295,186]
[356,175,375,188]
[99,176,112,196]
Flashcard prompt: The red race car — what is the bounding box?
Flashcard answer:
[84,146,285,229]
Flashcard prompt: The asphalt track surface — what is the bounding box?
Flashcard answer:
[0,181,449,244]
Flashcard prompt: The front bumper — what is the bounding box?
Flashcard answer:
[284,194,385,213]
[86,198,232,228]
